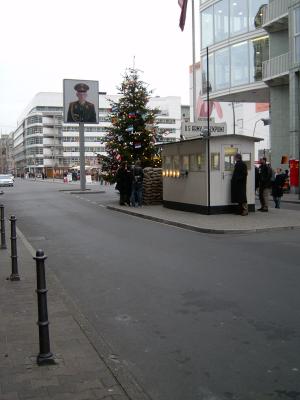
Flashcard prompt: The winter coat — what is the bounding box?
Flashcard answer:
[259,164,273,189]
[231,160,248,204]
[116,167,132,194]
[271,173,285,197]
[132,166,144,189]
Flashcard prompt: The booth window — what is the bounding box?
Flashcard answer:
[211,152,220,170]
[173,155,180,171]
[224,147,238,171]
[163,156,172,170]
[242,152,251,169]
[189,154,206,171]
[181,155,190,172]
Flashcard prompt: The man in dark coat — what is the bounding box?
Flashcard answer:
[231,153,248,216]
[258,157,273,212]
[115,162,132,205]
[67,83,97,123]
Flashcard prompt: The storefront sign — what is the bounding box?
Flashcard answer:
[182,121,227,139]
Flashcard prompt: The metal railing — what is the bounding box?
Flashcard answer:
[262,52,289,80]
[262,0,288,26]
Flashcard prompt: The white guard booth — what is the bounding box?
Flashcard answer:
[161,134,262,214]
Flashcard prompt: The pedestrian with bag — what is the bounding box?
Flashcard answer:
[258,157,273,212]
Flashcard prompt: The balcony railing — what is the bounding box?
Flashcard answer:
[262,52,289,81]
[262,0,288,26]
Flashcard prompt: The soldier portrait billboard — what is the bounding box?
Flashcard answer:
[63,79,99,124]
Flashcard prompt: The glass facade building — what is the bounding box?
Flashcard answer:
[200,0,269,97]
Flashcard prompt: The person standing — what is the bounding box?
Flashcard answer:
[130,161,144,207]
[116,162,131,206]
[272,168,286,208]
[231,153,248,216]
[258,157,273,212]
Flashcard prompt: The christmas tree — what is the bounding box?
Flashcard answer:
[104,68,161,176]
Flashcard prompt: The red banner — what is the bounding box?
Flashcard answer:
[289,159,299,187]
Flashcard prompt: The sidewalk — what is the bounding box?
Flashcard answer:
[280,192,300,204]
[107,202,300,234]
[0,224,151,400]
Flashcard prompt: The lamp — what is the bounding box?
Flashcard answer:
[253,118,270,136]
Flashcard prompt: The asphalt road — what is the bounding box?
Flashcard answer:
[2,179,300,400]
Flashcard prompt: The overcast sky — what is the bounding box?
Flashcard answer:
[0,0,197,134]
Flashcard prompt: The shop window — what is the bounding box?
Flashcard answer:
[211,153,220,170]
[181,155,190,172]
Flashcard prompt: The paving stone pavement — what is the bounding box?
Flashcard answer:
[0,222,151,400]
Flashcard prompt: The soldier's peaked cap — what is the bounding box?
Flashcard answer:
[74,83,89,92]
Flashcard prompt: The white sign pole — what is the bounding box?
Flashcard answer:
[79,122,86,191]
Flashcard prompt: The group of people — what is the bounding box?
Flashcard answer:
[115,161,144,207]
[231,154,288,216]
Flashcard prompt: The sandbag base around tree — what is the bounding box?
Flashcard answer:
[142,168,163,205]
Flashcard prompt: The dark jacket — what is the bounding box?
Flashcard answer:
[67,101,96,123]
[132,166,144,188]
[231,160,248,203]
[259,164,273,189]
[272,173,285,197]
[116,167,132,194]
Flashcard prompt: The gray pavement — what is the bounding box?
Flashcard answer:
[0,221,150,400]
[107,202,300,234]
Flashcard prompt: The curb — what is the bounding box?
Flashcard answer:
[106,205,300,234]
[16,226,153,400]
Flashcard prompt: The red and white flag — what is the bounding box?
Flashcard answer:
[178,0,188,31]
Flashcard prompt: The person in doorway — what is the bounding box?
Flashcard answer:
[115,161,132,205]
[231,153,248,216]
[258,157,273,212]
[272,168,286,208]
[130,160,144,207]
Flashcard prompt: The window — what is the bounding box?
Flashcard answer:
[181,156,189,172]
[224,147,238,171]
[295,7,300,62]
[215,48,229,90]
[190,154,206,171]
[231,41,249,86]
[230,0,248,36]
[249,0,267,30]
[242,153,251,169]
[211,153,220,170]
[214,0,229,43]
[202,53,214,93]
[250,36,269,82]
[201,5,214,48]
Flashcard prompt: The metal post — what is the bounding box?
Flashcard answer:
[0,204,7,249]
[79,122,86,191]
[206,47,211,215]
[9,215,20,281]
[34,249,55,365]
[192,0,197,123]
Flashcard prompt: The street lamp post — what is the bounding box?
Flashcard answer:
[253,118,271,136]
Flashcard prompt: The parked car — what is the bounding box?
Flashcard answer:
[0,174,14,187]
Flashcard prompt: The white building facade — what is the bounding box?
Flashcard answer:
[13,93,182,176]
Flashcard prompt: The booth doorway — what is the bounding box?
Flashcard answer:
[221,145,239,204]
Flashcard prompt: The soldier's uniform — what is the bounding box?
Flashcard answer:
[67,83,97,123]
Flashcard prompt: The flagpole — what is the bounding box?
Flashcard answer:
[192,0,197,122]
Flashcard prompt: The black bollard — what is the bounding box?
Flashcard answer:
[34,249,55,365]
[0,204,7,249]
[9,215,20,281]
